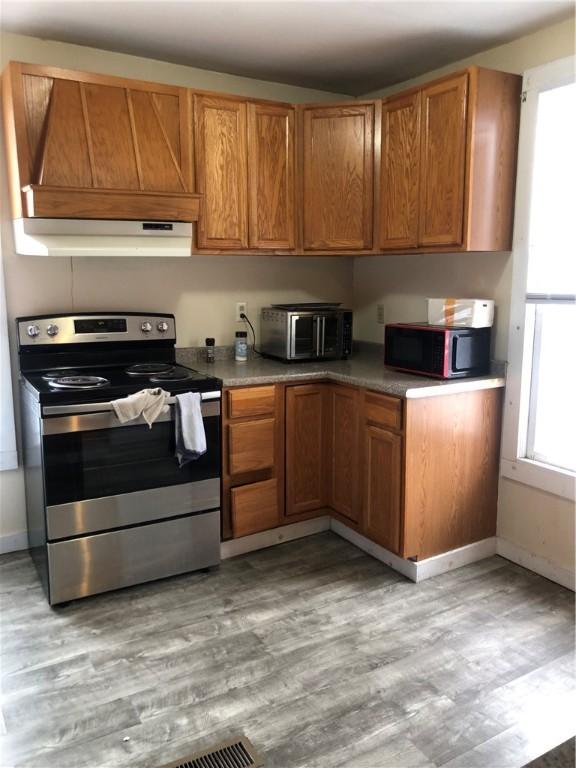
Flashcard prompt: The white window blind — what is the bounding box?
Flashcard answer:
[0,247,17,471]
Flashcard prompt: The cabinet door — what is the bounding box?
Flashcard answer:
[380,92,421,249]
[302,105,374,250]
[247,103,295,249]
[418,73,468,247]
[327,386,360,522]
[286,384,327,516]
[363,425,402,554]
[194,95,248,249]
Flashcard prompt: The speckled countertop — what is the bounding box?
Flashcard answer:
[177,345,505,399]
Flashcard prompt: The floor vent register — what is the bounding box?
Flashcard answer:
[160,736,263,768]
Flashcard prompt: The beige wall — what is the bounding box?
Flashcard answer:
[0,32,352,549]
[353,16,575,587]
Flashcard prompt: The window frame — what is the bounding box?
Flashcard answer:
[500,56,576,501]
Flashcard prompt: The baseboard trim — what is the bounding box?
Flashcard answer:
[330,520,417,580]
[0,531,29,555]
[412,537,497,582]
[220,516,331,560]
[331,521,498,583]
[496,538,575,591]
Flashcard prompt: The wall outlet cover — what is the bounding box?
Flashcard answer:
[236,302,247,322]
[376,304,385,324]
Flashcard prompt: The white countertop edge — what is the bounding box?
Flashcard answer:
[404,377,506,398]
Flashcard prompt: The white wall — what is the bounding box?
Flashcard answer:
[0,32,352,551]
[353,15,576,588]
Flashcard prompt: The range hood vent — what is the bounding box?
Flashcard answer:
[13,219,194,257]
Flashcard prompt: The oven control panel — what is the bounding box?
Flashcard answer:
[17,313,176,346]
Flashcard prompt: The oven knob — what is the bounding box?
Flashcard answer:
[157,321,169,333]
[27,324,40,338]
[141,321,153,334]
[46,324,59,337]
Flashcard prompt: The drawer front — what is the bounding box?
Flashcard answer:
[228,418,275,475]
[228,386,276,419]
[364,391,403,431]
[47,510,221,604]
[231,478,279,537]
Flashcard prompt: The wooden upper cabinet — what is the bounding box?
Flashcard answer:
[379,67,521,253]
[418,73,468,247]
[380,92,421,249]
[2,62,198,221]
[194,95,249,249]
[302,104,374,250]
[247,103,295,249]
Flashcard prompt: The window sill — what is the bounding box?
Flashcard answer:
[501,457,576,501]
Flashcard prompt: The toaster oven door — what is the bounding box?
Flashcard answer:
[289,314,320,359]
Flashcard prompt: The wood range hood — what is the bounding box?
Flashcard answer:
[2,62,201,255]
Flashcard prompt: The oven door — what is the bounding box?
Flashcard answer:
[41,393,221,540]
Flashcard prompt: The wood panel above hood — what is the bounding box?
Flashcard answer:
[2,62,200,222]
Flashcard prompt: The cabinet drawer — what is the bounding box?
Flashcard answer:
[231,478,278,537]
[228,386,276,419]
[228,418,275,475]
[364,391,403,431]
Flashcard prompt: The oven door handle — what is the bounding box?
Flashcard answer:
[42,390,221,416]
[42,396,220,435]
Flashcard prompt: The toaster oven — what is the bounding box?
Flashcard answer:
[260,304,353,361]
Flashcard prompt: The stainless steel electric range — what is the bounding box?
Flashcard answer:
[17,312,222,605]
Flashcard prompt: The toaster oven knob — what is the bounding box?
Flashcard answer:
[46,324,59,337]
[157,321,169,333]
[141,321,153,334]
[27,324,40,338]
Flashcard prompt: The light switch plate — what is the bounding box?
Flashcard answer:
[376,304,385,324]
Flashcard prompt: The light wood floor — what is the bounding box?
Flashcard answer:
[0,532,574,768]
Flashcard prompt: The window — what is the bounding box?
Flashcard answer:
[501,57,575,499]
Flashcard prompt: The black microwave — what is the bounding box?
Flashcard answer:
[384,323,491,379]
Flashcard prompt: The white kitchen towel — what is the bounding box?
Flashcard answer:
[175,392,207,466]
[112,388,171,428]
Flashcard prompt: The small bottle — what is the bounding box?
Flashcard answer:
[205,337,215,364]
[235,331,248,362]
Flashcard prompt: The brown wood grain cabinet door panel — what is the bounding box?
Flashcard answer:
[363,391,403,432]
[194,95,248,249]
[302,104,374,250]
[403,389,501,559]
[4,63,194,220]
[363,425,402,554]
[247,103,295,249]
[327,385,360,522]
[380,92,421,249]
[286,384,328,516]
[418,73,468,247]
[231,479,280,537]
[228,418,275,476]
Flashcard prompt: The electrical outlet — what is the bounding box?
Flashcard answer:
[236,302,247,322]
[376,304,385,324]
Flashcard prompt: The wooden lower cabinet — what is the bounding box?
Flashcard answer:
[231,479,279,537]
[222,384,283,539]
[327,385,360,523]
[362,424,402,554]
[223,382,502,564]
[285,384,328,516]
